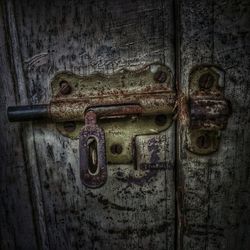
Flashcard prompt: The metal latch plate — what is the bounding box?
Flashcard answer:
[51,63,175,164]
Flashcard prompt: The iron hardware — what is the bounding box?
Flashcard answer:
[7,64,231,187]
[186,65,231,154]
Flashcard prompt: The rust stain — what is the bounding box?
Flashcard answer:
[174,91,189,127]
[189,96,231,130]
[79,111,107,188]
[49,93,176,122]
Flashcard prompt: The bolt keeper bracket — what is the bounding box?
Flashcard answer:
[186,65,231,155]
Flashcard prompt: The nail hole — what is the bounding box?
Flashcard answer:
[63,121,76,132]
[110,144,123,155]
[155,114,167,126]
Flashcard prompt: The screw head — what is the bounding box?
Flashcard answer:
[196,134,211,149]
[63,121,76,132]
[155,114,167,126]
[60,81,72,95]
[154,71,167,83]
[198,73,215,90]
[110,144,123,155]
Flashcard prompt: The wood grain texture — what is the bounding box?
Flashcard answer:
[179,0,250,249]
[8,0,176,249]
[3,0,249,249]
[0,2,38,249]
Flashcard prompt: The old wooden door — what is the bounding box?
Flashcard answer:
[1,0,176,249]
[0,0,249,250]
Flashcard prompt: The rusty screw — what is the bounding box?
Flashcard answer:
[154,71,167,83]
[60,81,72,95]
[110,143,123,155]
[63,121,76,132]
[196,134,211,149]
[198,73,214,90]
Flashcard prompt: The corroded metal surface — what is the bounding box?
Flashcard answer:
[7,64,232,160]
[51,63,175,165]
[189,97,231,130]
[7,64,232,159]
[80,111,107,188]
[49,94,175,121]
[49,63,175,122]
[189,65,225,95]
[51,63,172,98]
[80,105,173,187]
[187,65,231,155]
[186,130,220,155]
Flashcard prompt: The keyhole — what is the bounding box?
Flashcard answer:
[87,137,99,175]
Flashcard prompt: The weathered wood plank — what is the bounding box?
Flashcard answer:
[0,2,38,249]
[2,0,52,249]
[11,0,176,249]
[179,0,250,249]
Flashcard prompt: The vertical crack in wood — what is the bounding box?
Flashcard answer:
[173,0,184,249]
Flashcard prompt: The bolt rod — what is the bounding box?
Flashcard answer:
[7,105,49,122]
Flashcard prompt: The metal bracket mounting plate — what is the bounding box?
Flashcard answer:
[187,65,231,155]
[51,63,175,164]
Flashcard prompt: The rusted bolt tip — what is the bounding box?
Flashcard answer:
[198,73,215,90]
[154,70,167,83]
[60,81,72,95]
[110,144,123,155]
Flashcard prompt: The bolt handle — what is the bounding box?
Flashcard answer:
[79,111,107,188]
[7,105,49,122]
